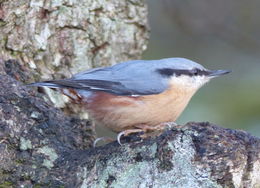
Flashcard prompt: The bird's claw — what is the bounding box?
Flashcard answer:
[165,122,178,129]
[117,129,144,145]
[117,131,125,146]
[93,137,113,147]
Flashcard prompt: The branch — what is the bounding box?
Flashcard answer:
[0,72,259,187]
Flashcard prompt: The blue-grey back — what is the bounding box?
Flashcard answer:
[30,58,206,96]
[71,58,205,95]
[74,58,205,79]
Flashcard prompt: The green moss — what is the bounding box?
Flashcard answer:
[33,185,42,188]
[15,159,26,164]
[0,20,6,27]
[0,181,14,188]
[33,183,64,188]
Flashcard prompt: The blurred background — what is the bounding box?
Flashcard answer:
[143,0,260,137]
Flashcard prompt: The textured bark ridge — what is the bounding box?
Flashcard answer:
[0,0,148,76]
[0,67,95,187]
[0,72,259,187]
[73,123,260,188]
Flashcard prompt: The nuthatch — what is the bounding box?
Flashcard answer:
[29,58,230,145]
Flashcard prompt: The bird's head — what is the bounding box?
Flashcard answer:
[156,58,231,91]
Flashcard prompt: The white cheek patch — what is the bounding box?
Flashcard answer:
[169,75,209,89]
[194,75,210,87]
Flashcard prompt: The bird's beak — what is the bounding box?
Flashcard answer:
[208,70,231,77]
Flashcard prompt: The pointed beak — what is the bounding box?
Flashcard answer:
[208,70,231,77]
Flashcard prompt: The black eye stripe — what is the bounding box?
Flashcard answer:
[156,68,210,77]
[156,68,176,76]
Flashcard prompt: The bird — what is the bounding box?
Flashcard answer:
[29,57,230,145]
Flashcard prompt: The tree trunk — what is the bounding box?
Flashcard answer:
[0,0,149,115]
[0,72,260,187]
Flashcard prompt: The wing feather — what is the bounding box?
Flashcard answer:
[29,59,178,96]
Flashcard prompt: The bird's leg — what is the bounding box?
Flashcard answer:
[139,122,178,131]
[117,129,144,145]
[117,122,180,145]
[157,121,179,129]
[134,122,179,139]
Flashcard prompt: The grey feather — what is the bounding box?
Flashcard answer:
[29,58,207,96]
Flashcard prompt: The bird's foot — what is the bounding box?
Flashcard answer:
[159,122,179,130]
[134,122,179,139]
[93,137,114,147]
[116,122,180,145]
[117,129,144,145]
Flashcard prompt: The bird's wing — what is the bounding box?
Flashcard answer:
[30,77,167,96]
[30,60,170,96]
[33,79,134,95]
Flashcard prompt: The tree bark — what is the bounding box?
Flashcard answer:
[0,0,148,75]
[0,0,149,115]
[0,71,260,187]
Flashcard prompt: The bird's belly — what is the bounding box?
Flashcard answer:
[86,89,193,133]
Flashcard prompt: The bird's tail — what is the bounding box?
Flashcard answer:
[27,81,62,89]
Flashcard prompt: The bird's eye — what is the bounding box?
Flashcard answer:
[190,69,199,76]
